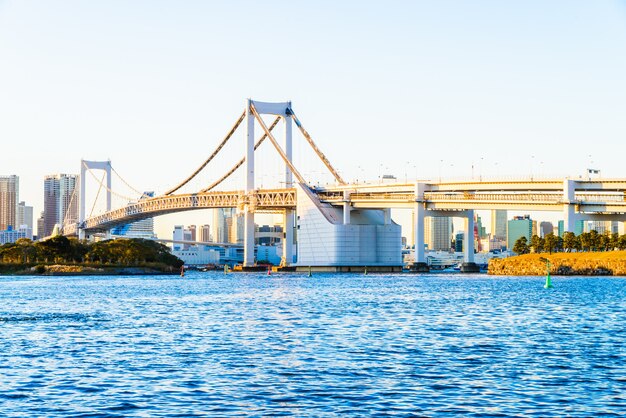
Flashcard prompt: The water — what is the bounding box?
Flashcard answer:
[1,272,625,417]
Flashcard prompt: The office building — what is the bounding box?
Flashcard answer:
[43,174,78,237]
[213,208,234,243]
[187,225,196,242]
[0,225,30,245]
[539,221,553,237]
[36,212,44,240]
[425,216,452,251]
[0,175,19,231]
[454,231,464,252]
[507,215,533,249]
[200,224,211,242]
[476,215,487,239]
[490,210,507,241]
[17,201,33,231]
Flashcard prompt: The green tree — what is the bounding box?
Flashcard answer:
[563,232,577,252]
[589,230,600,252]
[544,232,558,254]
[618,234,626,251]
[513,236,529,254]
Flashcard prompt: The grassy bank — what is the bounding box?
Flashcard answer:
[488,251,626,276]
[0,262,181,276]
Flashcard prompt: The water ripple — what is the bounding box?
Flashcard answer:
[1,273,625,416]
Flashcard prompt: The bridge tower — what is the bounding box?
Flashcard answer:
[244,99,294,267]
[79,159,112,240]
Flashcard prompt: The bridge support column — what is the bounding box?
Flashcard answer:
[283,210,294,266]
[464,210,475,263]
[282,111,293,266]
[79,159,112,240]
[461,210,480,273]
[563,179,578,233]
[244,99,256,267]
[413,183,427,267]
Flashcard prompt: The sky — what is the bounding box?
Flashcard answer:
[1,0,626,239]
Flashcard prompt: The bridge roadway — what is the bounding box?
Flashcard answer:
[64,178,626,236]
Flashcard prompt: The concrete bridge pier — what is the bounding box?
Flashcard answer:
[243,99,256,267]
[412,183,429,272]
[562,179,579,233]
[281,114,294,266]
[461,209,480,273]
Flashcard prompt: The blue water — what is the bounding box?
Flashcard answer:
[1,272,625,417]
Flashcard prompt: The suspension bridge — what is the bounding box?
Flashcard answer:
[60,99,626,271]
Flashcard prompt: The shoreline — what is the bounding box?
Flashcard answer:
[488,251,626,276]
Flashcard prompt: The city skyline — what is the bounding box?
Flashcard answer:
[2,1,625,238]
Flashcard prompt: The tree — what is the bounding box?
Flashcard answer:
[589,230,600,252]
[563,232,577,252]
[529,235,544,253]
[544,233,558,254]
[618,234,626,251]
[513,236,529,254]
[579,232,591,252]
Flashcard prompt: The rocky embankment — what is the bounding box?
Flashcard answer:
[488,251,626,276]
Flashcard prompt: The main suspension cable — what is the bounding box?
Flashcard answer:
[288,108,345,184]
[200,115,281,193]
[110,165,144,197]
[165,110,246,195]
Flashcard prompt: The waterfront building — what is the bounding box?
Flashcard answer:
[0,175,19,231]
[490,210,507,241]
[172,225,185,251]
[425,216,452,251]
[43,174,78,237]
[0,225,29,244]
[256,224,283,246]
[173,246,220,266]
[507,215,533,249]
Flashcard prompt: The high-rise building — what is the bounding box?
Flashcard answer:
[539,221,553,237]
[476,215,487,239]
[507,215,533,249]
[490,210,507,241]
[0,175,19,231]
[43,174,78,237]
[425,216,452,251]
[229,214,245,244]
[454,231,464,252]
[200,224,211,242]
[213,208,234,243]
[172,225,184,251]
[187,225,197,242]
[17,201,33,231]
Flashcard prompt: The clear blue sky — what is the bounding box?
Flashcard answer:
[1,1,625,238]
